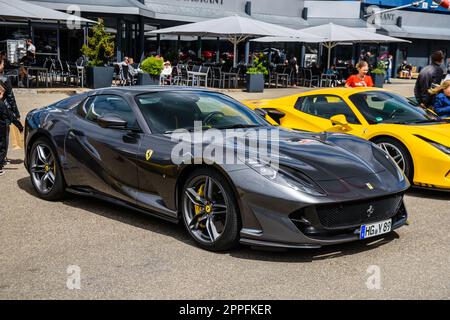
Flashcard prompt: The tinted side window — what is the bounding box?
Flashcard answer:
[50,93,87,110]
[81,95,139,129]
[294,97,303,111]
[296,95,360,124]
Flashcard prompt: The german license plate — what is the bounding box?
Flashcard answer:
[360,219,392,240]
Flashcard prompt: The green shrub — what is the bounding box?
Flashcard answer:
[141,56,164,77]
[81,19,115,67]
[247,55,268,75]
[371,61,387,75]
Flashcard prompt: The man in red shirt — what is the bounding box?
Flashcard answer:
[345,61,374,88]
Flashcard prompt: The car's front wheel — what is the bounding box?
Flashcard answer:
[374,137,414,182]
[181,168,240,252]
[29,137,66,201]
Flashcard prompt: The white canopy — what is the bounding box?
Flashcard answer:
[253,23,410,68]
[0,0,94,23]
[297,23,411,68]
[250,31,324,44]
[150,15,301,66]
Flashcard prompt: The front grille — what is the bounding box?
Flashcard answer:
[316,195,403,230]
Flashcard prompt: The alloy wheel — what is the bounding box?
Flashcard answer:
[30,144,57,194]
[378,142,406,172]
[182,175,229,244]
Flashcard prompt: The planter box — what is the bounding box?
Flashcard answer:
[373,73,385,88]
[137,73,160,86]
[246,73,265,93]
[86,66,114,89]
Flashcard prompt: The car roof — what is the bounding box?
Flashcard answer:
[88,86,214,97]
[297,87,385,97]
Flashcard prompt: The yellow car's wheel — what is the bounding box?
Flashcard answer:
[373,137,414,181]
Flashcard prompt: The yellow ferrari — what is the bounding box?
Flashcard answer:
[243,87,450,191]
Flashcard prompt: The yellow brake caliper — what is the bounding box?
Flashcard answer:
[195,184,206,229]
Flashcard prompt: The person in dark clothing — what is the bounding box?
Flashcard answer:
[0,61,21,167]
[0,82,23,175]
[0,51,13,72]
[310,62,321,77]
[414,50,445,108]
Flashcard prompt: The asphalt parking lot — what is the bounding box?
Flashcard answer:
[0,83,449,299]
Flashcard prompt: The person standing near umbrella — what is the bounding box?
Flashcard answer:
[384,54,393,84]
[414,50,445,108]
[345,61,374,88]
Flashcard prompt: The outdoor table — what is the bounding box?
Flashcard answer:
[220,72,238,88]
[187,70,208,87]
[25,66,50,88]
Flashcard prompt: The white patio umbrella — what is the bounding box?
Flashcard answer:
[250,30,324,44]
[0,0,94,23]
[150,15,301,67]
[298,23,411,68]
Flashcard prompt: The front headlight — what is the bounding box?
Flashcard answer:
[429,141,450,155]
[414,135,450,155]
[244,158,326,196]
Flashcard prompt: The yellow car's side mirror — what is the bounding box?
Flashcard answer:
[330,114,350,130]
[255,108,285,125]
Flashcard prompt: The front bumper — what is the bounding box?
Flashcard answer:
[239,198,407,249]
[229,168,409,249]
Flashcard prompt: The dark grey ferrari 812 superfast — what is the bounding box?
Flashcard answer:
[24,87,409,251]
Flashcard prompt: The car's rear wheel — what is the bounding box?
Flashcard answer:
[181,168,240,252]
[29,138,66,201]
[374,137,413,182]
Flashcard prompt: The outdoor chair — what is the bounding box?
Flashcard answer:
[62,61,79,86]
[269,65,289,88]
[53,60,66,85]
[167,66,181,86]
[209,67,222,88]
[42,58,55,86]
[178,64,191,86]
[303,68,320,87]
[320,73,338,87]
[221,67,239,88]
[297,67,305,86]
[187,65,209,87]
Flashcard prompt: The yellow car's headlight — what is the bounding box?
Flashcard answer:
[429,141,450,155]
[415,135,450,155]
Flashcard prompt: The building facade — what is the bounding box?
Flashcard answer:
[2,0,449,72]
[362,0,450,72]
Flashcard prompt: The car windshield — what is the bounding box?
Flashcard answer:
[349,91,443,124]
[135,91,268,133]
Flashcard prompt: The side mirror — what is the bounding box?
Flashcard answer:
[330,114,350,129]
[97,114,128,129]
[254,108,268,118]
[264,108,286,125]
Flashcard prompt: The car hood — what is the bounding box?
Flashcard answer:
[221,128,390,182]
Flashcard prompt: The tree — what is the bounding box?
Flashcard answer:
[81,19,115,67]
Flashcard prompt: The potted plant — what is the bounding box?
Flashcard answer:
[246,55,268,93]
[138,56,164,85]
[371,61,387,88]
[81,19,115,89]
